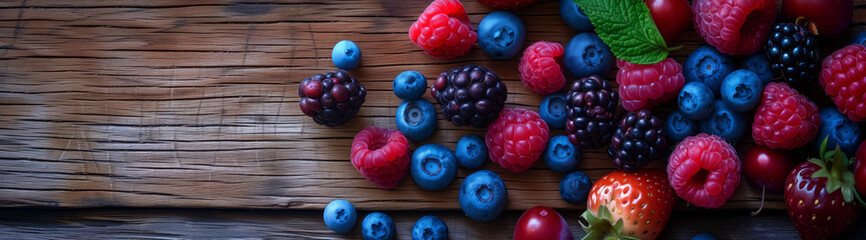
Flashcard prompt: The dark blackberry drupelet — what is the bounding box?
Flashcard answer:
[297,70,366,127]
[431,65,507,128]
[764,22,819,88]
[609,110,668,172]
[565,76,619,149]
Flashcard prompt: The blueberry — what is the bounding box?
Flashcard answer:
[456,134,487,169]
[393,71,427,100]
[683,46,735,95]
[739,53,774,85]
[411,144,458,191]
[362,212,395,240]
[332,40,361,70]
[700,100,747,143]
[559,0,594,32]
[664,110,698,143]
[396,99,437,141]
[559,171,592,204]
[690,233,718,240]
[544,135,580,172]
[813,107,862,156]
[478,11,526,60]
[678,82,715,120]
[323,199,357,233]
[720,69,763,112]
[564,33,615,78]
[459,170,507,222]
[539,94,568,128]
[411,215,448,240]
[852,31,866,46]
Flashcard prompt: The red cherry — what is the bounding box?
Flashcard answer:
[302,79,323,98]
[514,206,573,240]
[781,0,853,37]
[644,0,691,45]
[855,141,866,196]
[743,145,793,193]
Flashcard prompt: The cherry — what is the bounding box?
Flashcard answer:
[781,0,853,37]
[855,141,866,197]
[743,145,794,215]
[644,0,691,45]
[513,206,573,240]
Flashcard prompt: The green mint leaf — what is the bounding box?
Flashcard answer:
[574,0,668,64]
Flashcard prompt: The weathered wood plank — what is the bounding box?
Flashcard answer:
[1,208,864,239]
[0,0,863,211]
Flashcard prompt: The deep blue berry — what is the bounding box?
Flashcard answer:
[393,71,427,100]
[544,135,580,172]
[323,199,357,233]
[411,144,458,191]
[478,11,526,60]
[683,46,735,95]
[720,69,763,112]
[664,110,698,143]
[690,233,718,240]
[411,215,448,240]
[362,212,395,240]
[740,53,773,85]
[455,134,487,169]
[332,40,361,70]
[396,99,437,141]
[564,33,615,78]
[559,171,592,204]
[559,0,593,32]
[459,170,507,222]
[852,31,866,46]
[700,100,747,143]
[678,82,715,120]
[539,94,568,128]
[813,107,862,156]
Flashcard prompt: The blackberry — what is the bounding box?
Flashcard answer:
[765,22,819,87]
[565,76,619,149]
[609,110,668,172]
[431,65,507,128]
[297,70,366,127]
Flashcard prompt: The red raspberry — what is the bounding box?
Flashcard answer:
[350,127,411,189]
[616,58,685,112]
[693,0,776,55]
[486,108,549,172]
[667,133,741,208]
[752,82,820,149]
[820,44,866,122]
[409,0,477,59]
[476,0,537,10]
[518,41,566,95]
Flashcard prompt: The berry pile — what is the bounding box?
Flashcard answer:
[431,65,507,128]
[298,70,366,127]
[565,76,619,150]
[765,22,820,87]
[608,110,668,172]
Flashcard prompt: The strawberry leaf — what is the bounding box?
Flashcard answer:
[574,0,668,64]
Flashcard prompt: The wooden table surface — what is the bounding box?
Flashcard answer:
[0,0,865,239]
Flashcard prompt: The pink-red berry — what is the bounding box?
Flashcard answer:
[752,82,820,149]
[350,127,411,189]
[819,44,866,122]
[616,58,685,111]
[519,41,566,95]
[486,108,550,172]
[667,133,741,208]
[692,0,776,55]
[409,0,477,59]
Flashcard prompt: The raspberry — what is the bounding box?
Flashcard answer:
[519,41,566,95]
[819,44,866,122]
[667,133,741,208]
[486,108,550,172]
[350,127,411,189]
[431,65,507,128]
[298,70,366,127]
[565,76,619,149]
[476,0,537,10]
[609,110,668,172]
[616,58,685,112]
[752,82,820,149]
[409,0,477,59]
[693,0,776,55]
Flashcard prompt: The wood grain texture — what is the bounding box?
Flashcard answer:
[0,0,864,212]
[1,208,865,239]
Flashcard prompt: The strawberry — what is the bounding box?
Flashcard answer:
[785,138,861,240]
[580,169,676,240]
